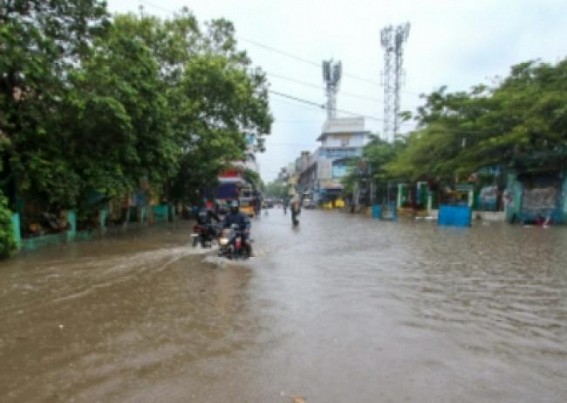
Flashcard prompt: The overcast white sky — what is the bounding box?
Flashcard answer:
[106,0,567,182]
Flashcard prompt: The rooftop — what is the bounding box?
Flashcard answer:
[317,117,369,141]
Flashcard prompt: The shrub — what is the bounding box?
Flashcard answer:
[0,194,17,258]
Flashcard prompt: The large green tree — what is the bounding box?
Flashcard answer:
[0,0,109,208]
[108,13,272,205]
[386,58,567,182]
[64,19,178,204]
[1,4,272,215]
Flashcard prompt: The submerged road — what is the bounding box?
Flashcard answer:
[1,209,566,402]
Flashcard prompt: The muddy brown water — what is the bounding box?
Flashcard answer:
[1,210,566,402]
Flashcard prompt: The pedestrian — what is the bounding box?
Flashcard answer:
[290,195,301,226]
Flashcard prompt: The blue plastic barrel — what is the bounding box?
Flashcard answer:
[372,205,382,219]
[438,205,472,227]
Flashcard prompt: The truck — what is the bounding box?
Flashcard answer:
[215,177,258,218]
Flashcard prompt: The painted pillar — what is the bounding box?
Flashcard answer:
[66,210,77,241]
[562,175,567,223]
[505,173,514,222]
[99,208,108,231]
[416,182,427,206]
[11,213,21,249]
[125,207,132,225]
[513,177,522,219]
[505,172,522,222]
[427,192,433,214]
[397,184,407,209]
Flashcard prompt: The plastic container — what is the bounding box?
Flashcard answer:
[371,205,382,219]
[438,205,472,227]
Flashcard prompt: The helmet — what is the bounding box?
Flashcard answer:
[229,199,239,213]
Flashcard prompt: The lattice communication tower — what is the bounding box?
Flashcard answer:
[380,23,410,142]
[322,59,342,120]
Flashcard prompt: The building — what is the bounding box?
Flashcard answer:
[298,117,370,203]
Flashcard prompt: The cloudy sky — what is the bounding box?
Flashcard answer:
[106,0,567,182]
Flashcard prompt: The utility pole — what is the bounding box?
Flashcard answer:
[322,59,342,120]
[380,23,410,142]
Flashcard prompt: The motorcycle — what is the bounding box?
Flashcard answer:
[218,224,251,260]
[191,223,219,248]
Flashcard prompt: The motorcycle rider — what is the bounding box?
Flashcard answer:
[222,199,253,256]
[197,200,221,240]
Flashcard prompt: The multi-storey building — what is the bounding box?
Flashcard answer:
[298,117,370,202]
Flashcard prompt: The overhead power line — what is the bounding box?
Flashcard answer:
[269,90,417,131]
[240,36,382,87]
[266,71,424,108]
[133,1,423,106]
[269,90,395,124]
[136,0,172,14]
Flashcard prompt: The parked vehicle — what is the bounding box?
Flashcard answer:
[218,224,251,260]
[239,199,256,218]
[303,198,316,209]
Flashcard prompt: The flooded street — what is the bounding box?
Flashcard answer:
[1,210,566,402]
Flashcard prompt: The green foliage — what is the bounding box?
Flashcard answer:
[110,14,272,203]
[0,193,17,258]
[342,136,403,191]
[64,20,178,201]
[0,0,110,208]
[264,181,288,199]
[0,3,272,217]
[386,58,567,182]
[243,168,262,190]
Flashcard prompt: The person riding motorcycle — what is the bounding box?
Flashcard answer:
[197,201,221,240]
[222,199,253,256]
[197,203,220,226]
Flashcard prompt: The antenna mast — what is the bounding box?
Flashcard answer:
[322,59,342,120]
[380,23,410,141]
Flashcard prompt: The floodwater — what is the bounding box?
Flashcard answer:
[0,210,566,403]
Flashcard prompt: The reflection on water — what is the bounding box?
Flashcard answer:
[0,212,566,402]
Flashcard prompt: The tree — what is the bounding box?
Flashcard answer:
[264,181,288,199]
[164,18,272,202]
[0,0,109,209]
[109,13,272,204]
[0,191,16,258]
[342,135,402,198]
[64,19,178,205]
[1,4,273,219]
[385,58,567,183]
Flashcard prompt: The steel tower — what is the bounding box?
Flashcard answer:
[322,59,342,120]
[380,23,410,142]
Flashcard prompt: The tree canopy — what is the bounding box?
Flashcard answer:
[0,2,272,213]
[383,58,567,183]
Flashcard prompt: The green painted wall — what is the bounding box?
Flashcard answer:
[152,204,169,222]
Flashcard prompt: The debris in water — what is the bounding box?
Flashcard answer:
[291,396,305,403]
